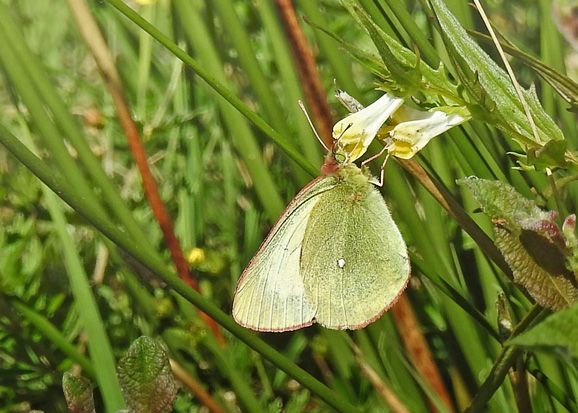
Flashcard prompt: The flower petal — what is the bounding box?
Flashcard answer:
[386,106,469,159]
[332,93,404,163]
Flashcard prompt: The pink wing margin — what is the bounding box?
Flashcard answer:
[232,175,337,332]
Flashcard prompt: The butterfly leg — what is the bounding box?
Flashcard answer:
[361,145,391,187]
[361,144,388,168]
[377,153,391,187]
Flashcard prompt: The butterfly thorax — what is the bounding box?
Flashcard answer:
[335,164,372,190]
[323,164,375,208]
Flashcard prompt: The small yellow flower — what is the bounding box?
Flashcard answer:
[187,247,205,266]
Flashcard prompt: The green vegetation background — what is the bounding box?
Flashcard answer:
[1,0,577,412]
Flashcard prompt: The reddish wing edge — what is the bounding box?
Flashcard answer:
[232,175,331,332]
[233,175,325,288]
[234,248,411,332]
[235,273,409,332]
[327,261,411,330]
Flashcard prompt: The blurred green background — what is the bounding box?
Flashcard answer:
[1,0,578,411]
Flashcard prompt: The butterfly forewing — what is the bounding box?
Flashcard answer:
[232,176,337,332]
[300,166,410,329]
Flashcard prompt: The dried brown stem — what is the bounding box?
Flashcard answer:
[508,356,532,413]
[276,0,334,146]
[391,294,455,412]
[170,359,225,413]
[65,0,225,346]
[352,343,411,413]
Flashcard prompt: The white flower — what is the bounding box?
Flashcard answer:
[383,105,469,159]
[332,91,470,162]
[332,93,404,163]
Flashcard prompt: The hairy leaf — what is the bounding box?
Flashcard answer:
[494,224,577,310]
[338,0,462,105]
[62,373,95,413]
[116,336,177,413]
[429,0,574,169]
[459,177,578,310]
[467,29,578,109]
[457,177,549,222]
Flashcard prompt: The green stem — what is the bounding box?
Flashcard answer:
[105,0,317,178]
[378,0,440,67]
[0,125,360,413]
[0,2,160,260]
[465,305,544,412]
[528,359,578,412]
[44,172,126,412]
[12,299,96,379]
[203,336,263,412]
[172,0,285,221]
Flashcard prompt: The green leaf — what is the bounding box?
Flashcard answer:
[457,177,548,223]
[510,302,578,361]
[338,0,462,105]
[116,337,177,413]
[494,224,577,310]
[429,0,572,169]
[526,140,569,170]
[467,28,578,109]
[345,1,420,94]
[458,177,578,310]
[62,372,96,413]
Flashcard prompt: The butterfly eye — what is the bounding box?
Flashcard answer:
[334,152,347,164]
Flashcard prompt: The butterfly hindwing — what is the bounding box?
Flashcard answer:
[300,166,410,329]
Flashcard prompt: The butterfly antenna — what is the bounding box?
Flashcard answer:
[298,100,330,152]
[333,121,357,163]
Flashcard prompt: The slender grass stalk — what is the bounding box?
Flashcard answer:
[356,0,402,42]
[7,117,125,410]
[38,159,125,411]
[297,1,362,98]
[379,0,440,67]
[391,295,454,411]
[105,0,317,179]
[203,336,264,412]
[66,0,227,345]
[466,305,545,412]
[211,0,291,138]
[169,358,226,413]
[210,0,318,187]
[365,320,430,411]
[0,125,360,412]
[0,2,160,261]
[353,345,412,413]
[173,0,285,222]
[276,0,335,145]
[0,20,105,222]
[256,0,324,168]
[528,359,578,412]
[538,0,578,146]
[11,300,96,379]
[135,3,155,119]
